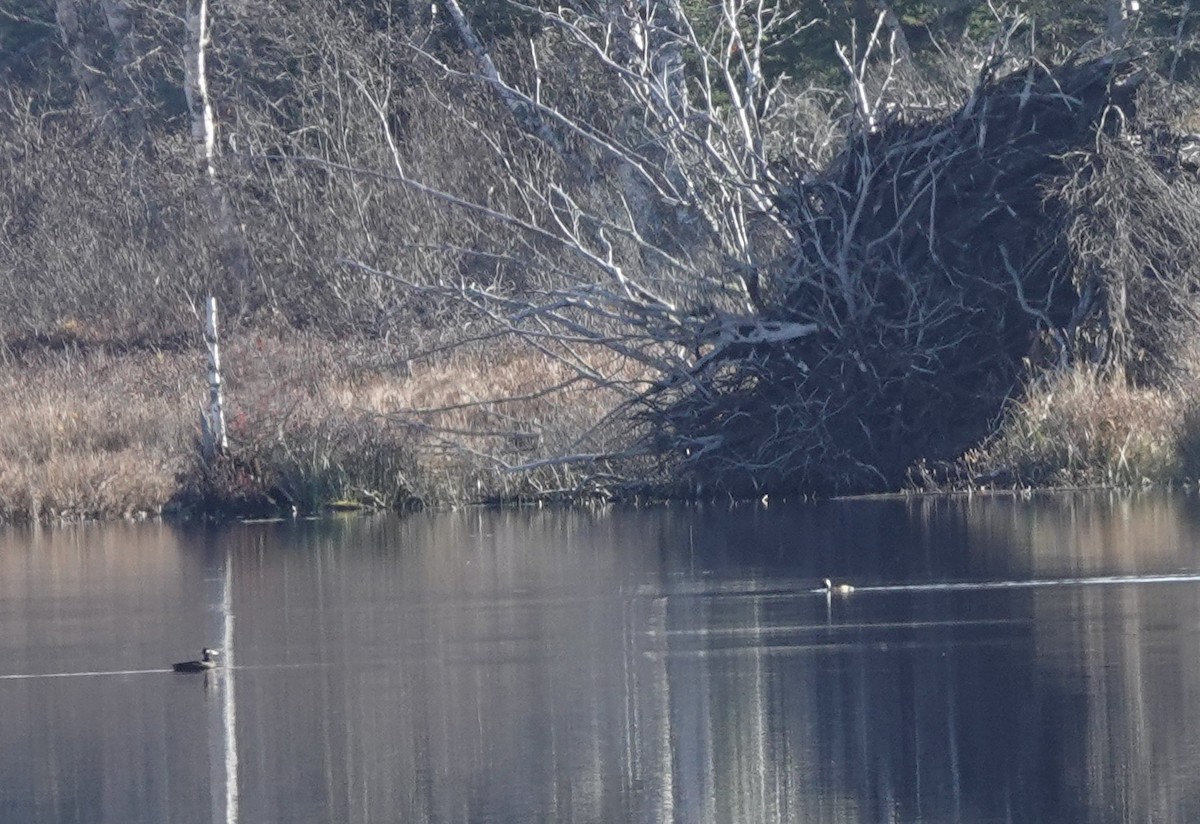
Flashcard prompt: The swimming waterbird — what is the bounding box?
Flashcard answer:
[823,578,854,595]
[172,648,220,673]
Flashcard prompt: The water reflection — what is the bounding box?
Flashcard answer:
[3,493,1200,821]
[209,546,237,824]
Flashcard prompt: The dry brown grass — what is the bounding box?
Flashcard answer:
[0,330,642,521]
[211,333,651,508]
[9,329,1200,522]
[0,347,199,520]
[26,319,1200,522]
[959,367,1183,488]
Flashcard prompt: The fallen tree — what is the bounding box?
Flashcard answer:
[658,49,1200,494]
[651,52,1162,493]
[338,7,1200,497]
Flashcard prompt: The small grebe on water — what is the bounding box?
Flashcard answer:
[172,648,220,673]
[823,578,854,595]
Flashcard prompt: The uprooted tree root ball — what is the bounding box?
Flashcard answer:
[644,54,1200,495]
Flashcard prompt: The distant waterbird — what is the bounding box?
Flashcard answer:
[172,647,221,673]
[823,578,854,595]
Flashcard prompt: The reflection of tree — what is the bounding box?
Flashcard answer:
[206,545,238,824]
[636,493,1200,822]
[943,491,1200,821]
[1032,579,1200,821]
[646,581,1064,821]
[951,491,1200,578]
[219,498,1200,821]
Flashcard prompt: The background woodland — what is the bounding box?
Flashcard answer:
[3,0,1200,517]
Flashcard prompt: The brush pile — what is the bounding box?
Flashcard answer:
[649,52,1200,493]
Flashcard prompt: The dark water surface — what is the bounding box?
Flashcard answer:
[4,492,1200,822]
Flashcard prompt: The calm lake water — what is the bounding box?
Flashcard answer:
[4,492,1200,822]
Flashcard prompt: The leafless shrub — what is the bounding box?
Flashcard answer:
[1057,91,1200,384]
[0,100,211,340]
[0,4,545,343]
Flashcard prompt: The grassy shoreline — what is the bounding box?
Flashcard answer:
[0,331,645,523]
[3,332,1199,524]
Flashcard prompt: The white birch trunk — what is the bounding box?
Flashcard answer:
[185,0,219,180]
[201,296,228,460]
[654,0,688,120]
[184,0,251,301]
[604,0,686,248]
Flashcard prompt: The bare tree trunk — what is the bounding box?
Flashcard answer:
[876,0,912,63]
[54,0,118,130]
[606,0,695,250]
[201,295,228,461]
[1106,0,1140,44]
[439,0,568,158]
[184,0,219,182]
[99,0,146,149]
[602,0,669,247]
[184,0,251,306]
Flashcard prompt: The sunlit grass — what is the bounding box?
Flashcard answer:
[960,367,1183,488]
[0,348,195,520]
[0,332,639,521]
[15,333,1200,522]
